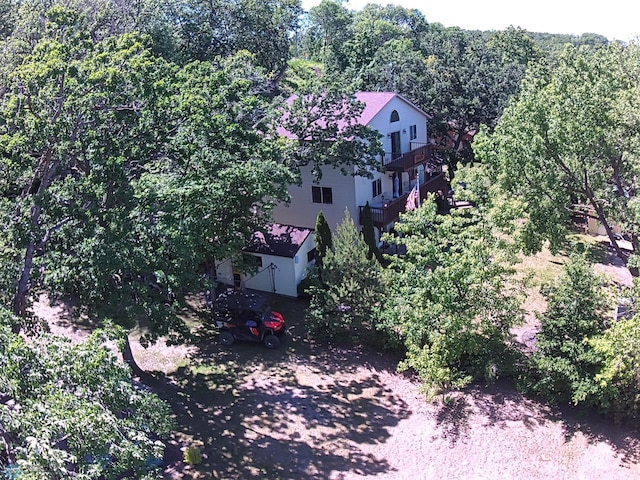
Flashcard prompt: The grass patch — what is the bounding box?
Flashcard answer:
[515,247,566,290]
[565,232,611,264]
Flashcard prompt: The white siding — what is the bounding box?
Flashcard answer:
[274,94,430,232]
[368,98,428,151]
[243,255,295,296]
[215,233,316,298]
[273,165,358,231]
[293,232,316,285]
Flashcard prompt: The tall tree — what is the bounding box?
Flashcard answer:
[304,0,352,66]
[307,210,385,343]
[474,43,640,266]
[381,197,523,396]
[0,309,173,478]
[419,26,528,172]
[342,3,427,81]
[167,0,301,75]
[0,7,293,347]
[280,79,383,181]
[354,37,425,94]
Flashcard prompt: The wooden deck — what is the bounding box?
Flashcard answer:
[381,143,439,171]
[359,172,450,228]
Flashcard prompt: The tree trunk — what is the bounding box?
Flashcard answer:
[12,147,56,329]
[630,234,640,277]
[0,425,16,465]
[587,195,630,271]
[11,242,36,333]
[122,334,145,377]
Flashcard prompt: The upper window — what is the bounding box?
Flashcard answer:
[312,186,333,204]
[409,124,417,140]
[372,178,382,198]
[390,110,400,122]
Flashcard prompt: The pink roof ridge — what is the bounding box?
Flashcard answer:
[277,91,429,140]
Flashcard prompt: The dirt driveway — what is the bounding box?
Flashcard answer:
[86,294,637,480]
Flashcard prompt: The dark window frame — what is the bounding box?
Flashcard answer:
[312,186,333,204]
[307,248,316,263]
[372,178,382,197]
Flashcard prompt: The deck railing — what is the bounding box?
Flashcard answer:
[359,172,449,228]
[381,143,437,171]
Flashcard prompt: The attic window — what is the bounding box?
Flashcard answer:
[390,110,400,122]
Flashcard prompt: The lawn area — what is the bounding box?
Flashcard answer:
[511,232,632,350]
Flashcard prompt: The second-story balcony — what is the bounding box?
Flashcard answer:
[382,142,439,172]
[359,172,450,229]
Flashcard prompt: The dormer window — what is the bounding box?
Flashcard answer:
[390,110,400,122]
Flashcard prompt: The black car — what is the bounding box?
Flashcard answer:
[212,291,286,349]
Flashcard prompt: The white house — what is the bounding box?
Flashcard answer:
[214,223,315,298]
[217,92,448,298]
[272,92,449,234]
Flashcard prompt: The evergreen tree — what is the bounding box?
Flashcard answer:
[308,210,385,343]
[314,211,333,271]
[361,202,382,263]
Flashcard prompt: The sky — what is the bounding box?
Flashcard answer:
[301,0,640,43]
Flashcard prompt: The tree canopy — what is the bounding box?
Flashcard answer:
[0,309,173,479]
[2,0,639,472]
[474,43,640,265]
[380,197,523,395]
[0,9,295,342]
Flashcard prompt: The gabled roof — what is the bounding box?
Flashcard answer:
[277,91,430,139]
[245,223,314,258]
[354,92,431,125]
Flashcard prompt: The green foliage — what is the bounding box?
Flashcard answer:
[586,279,640,421]
[155,0,301,71]
[0,309,173,478]
[304,0,353,66]
[296,267,320,298]
[0,16,293,342]
[488,26,543,65]
[382,198,523,396]
[420,27,528,170]
[343,4,427,75]
[529,255,608,405]
[360,202,382,263]
[307,210,385,344]
[183,445,202,465]
[281,79,383,181]
[475,43,640,262]
[314,211,332,272]
[281,58,324,93]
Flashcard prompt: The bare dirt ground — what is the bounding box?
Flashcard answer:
[38,293,640,480]
[36,235,640,480]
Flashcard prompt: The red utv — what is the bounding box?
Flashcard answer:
[212,291,286,349]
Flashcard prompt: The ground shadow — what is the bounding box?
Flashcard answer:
[143,293,411,479]
[32,293,103,338]
[147,350,409,479]
[431,379,640,469]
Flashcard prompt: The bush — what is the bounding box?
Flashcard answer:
[183,446,202,465]
[528,255,607,406]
